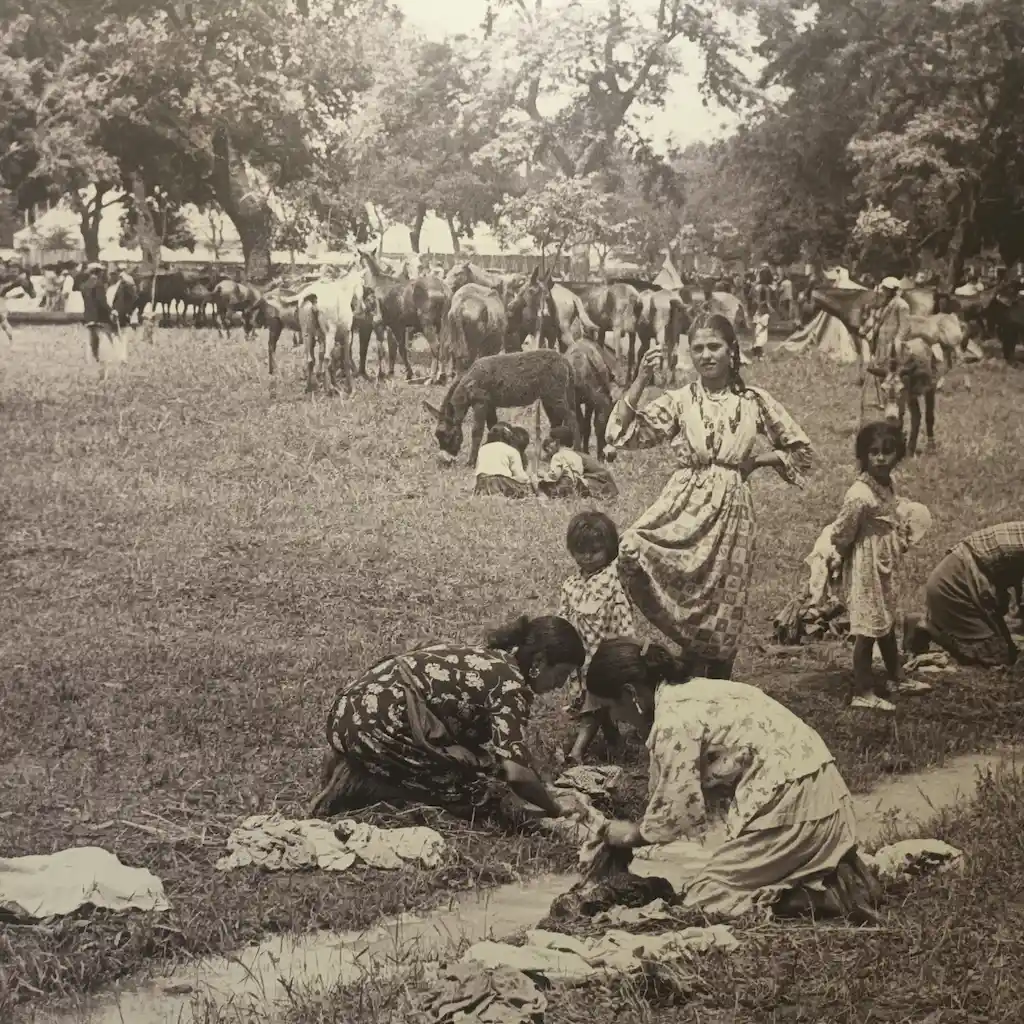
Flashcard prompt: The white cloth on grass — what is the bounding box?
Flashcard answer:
[215,814,446,872]
[0,846,170,921]
[862,839,965,881]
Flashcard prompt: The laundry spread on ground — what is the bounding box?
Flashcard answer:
[0,846,170,922]
[903,651,956,673]
[462,922,739,981]
[533,765,620,845]
[411,962,546,1024]
[864,839,965,881]
[215,814,446,872]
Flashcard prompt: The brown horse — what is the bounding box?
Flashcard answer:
[360,251,451,383]
[565,339,617,460]
[637,289,691,385]
[446,283,509,376]
[540,279,601,351]
[581,282,645,380]
[213,279,264,339]
[444,262,525,301]
[505,267,552,351]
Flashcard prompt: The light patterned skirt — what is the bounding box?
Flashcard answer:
[618,467,756,661]
[682,763,858,917]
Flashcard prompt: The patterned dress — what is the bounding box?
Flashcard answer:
[605,382,812,662]
[557,561,635,711]
[640,679,858,917]
[326,644,535,808]
[831,474,907,638]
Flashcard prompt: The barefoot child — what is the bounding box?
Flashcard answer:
[829,421,931,711]
[557,511,635,763]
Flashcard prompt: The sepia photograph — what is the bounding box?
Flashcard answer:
[1,1,1022,1021]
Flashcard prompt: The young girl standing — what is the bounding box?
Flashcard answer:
[829,421,930,711]
[557,511,635,763]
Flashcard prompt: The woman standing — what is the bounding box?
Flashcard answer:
[605,314,813,677]
[310,615,585,819]
[586,638,880,921]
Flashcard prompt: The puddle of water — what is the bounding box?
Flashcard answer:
[34,749,1017,1024]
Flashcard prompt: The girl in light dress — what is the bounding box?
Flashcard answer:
[829,421,931,712]
[473,423,534,499]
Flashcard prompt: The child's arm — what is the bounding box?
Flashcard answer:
[509,449,531,485]
[830,487,868,556]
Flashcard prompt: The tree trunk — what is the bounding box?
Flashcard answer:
[131,175,161,273]
[446,215,461,254]
[78,187,107,262]
[411,203,427,253]
[945,183,976,292]
[212,127,277,283]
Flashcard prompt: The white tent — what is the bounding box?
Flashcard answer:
[781,266,866,365]
[653,255,683,291]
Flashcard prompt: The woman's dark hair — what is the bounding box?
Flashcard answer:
[855,420,906,469]
[566,510,619,560]
[585,638,690,700]
[487,421,515,445]
[549,424,576,449]
[508,425,530,454]
[688,312,746,392]
[486,614,585,677]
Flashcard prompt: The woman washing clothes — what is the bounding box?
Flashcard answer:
[905,521,1024,668]
[584,638,880,921]
[605,313,813,678]
[310,615,586,820]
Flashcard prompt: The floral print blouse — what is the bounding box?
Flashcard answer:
[328,644,534,767]
[641,678,836,844]
[557,560,635,671]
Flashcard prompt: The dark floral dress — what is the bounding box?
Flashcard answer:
[326,644,535,807]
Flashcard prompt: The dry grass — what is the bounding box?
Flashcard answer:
[2,324,1023,1016]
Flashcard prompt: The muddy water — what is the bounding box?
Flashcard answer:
[37,749,1016,1024]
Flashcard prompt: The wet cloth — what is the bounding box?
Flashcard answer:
[413,963,545,1024]
[325,645,537,809]
[831,474,906,639]
[557,560,635,709]
[215,814,446,872]
[462,924,738,981]
[925,546,1018,667]
[0,847,170,922]
[863,839,965,881]
[605,381,811,662]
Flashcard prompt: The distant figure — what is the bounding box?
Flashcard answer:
[80,263,118,366]
[752,282,772,358]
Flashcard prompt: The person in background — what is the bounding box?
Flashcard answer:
[80,263,118,368]
[538,424,588,498]
[751,281,771,358]
[829,422,931,712]
[905,522,1024,669]
[557,511,635,765]
[474,423,534,498]
[309,616,586,820]
[585,638,881,922]
[604,313,813,679]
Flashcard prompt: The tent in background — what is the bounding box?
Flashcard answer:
[653,255,683,291]
[781,266,866,365]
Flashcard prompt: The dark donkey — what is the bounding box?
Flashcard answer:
[424,349,578,467]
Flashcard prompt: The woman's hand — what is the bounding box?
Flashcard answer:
[638,348,661,384]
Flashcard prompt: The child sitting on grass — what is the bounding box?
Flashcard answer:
[538,425,588,498]
[557,510,635,764]
[473,423,534,499]
[829,421,931,712]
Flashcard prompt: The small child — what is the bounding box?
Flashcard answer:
[557,510,635,763]
[473,423,534,498]
[829,421,931,712]
[538,425,588,498]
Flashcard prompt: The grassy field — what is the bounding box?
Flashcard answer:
[2,323,1023,1016]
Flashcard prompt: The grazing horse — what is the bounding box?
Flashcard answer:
[446,283,509,376]
[565,338,617,460]
[637,289,691,385]
[581,282,645,380]
[133,271,188,326]
[425,349,577,467]
[213,279,264,339]
[875,337,940,455]
[360,251,452,384]
[0,268,36,340]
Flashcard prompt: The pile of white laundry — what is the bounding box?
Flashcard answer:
[215,814,446,873]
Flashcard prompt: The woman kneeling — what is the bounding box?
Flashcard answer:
[586,639,880,920]
[311,615,585,821]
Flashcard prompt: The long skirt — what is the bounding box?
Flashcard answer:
[682,764,858,917]
[474,474,533,499]
[619,467,756,661]
[538,473,589,499]
[925,546,1017,667]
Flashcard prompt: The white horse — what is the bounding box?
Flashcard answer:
[279,268,368,394]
